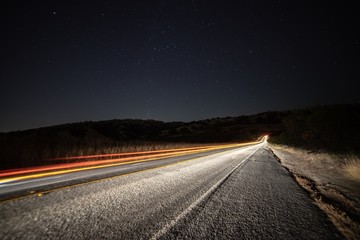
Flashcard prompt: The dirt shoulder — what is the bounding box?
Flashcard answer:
[269,144,360,240]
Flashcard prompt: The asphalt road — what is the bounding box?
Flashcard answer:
[0,145,250,201]
[0,142,344,239]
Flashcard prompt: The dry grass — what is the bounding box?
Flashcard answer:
[271,144,360,179]
[270,144,296,153]
[344,155,360,181]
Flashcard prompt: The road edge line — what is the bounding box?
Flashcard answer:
[151,143,263,240]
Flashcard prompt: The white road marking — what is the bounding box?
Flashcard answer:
[0,175,63,187]
[151,143,263,240]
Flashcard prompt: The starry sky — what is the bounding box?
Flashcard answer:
[1,1,359,132]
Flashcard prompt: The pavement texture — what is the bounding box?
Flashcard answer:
[0,143,344,239]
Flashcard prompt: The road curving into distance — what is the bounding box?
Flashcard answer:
[0,139,344,239]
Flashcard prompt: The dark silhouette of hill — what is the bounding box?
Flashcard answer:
[1,104,359,170]
[271,104,360,153]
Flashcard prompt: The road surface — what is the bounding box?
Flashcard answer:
[0,142,344,239]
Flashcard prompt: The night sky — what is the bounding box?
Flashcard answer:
[1,1,359,132]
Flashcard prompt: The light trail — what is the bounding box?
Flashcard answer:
[0,137,266,183]
[46,144,224,161]
[0,148,213,178]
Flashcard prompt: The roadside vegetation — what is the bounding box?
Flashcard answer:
[344,155,360,181]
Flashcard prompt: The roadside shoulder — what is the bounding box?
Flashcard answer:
[268,144,360,240]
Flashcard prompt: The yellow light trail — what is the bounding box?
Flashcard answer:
[47,144,226,161]
[0,137,266,184]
